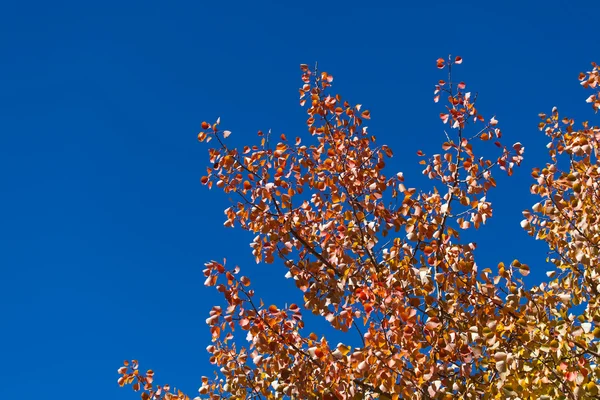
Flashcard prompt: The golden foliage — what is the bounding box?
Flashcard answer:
[119,58,600,399]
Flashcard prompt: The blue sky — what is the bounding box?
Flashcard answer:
[1,1,599,399]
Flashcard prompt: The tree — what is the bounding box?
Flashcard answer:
[118,57,600,399]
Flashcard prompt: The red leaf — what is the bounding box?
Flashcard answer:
[455,56,463,64]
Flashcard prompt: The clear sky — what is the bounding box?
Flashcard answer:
[2,1,599,399]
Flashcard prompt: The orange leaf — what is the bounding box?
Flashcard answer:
[240,276,251,286]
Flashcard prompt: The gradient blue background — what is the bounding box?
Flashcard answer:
[2,1,599,398]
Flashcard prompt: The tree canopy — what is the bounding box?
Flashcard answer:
[119,57,600,399]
